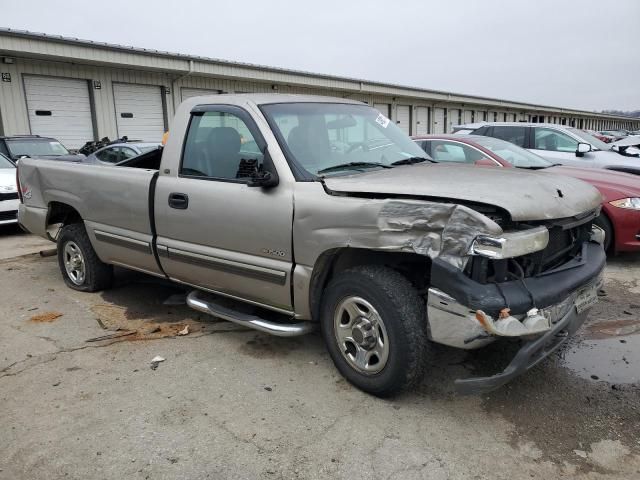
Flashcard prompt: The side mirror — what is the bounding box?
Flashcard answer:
[576,143,591,157]
[247,147,279,188]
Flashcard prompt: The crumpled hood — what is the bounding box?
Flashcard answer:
[323,163,602,221]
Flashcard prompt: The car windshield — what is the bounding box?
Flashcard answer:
[7,139,69,157]
[567,128,608,151]
[473,136,552,168]
[0,153,15,169]
[261,103,430,176]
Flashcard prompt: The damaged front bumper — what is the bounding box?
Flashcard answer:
[426,241,606,394]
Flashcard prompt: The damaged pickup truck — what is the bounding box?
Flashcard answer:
[17,94,606,396]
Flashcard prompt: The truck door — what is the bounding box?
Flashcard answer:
[154,105,294,313]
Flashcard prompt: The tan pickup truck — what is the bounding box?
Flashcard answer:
[17,94,606,396]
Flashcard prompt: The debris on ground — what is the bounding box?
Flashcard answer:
[177,325,189,336]
[150,356,165,370]
[29,311,63,323]
[38,248,57,258]
[86,331,136,342]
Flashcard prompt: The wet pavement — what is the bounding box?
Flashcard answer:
[0,242,639,479]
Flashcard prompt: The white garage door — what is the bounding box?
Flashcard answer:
[448,109,460,132]
[475,110,486,123]
[181,88,222,101]
[463,110,473,124]
[373,103,391,118]
[433,108,445,134]
[24,75,94,150]
[395,105,411,135]
[415,107,429,135]
[113,83,165,142]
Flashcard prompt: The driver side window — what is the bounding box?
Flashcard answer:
[181,111,264,181]
[534,128,578,152]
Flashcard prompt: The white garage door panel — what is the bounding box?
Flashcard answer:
[373,103,391,118]
[181,88,222,101]
[415,107,429,135]
[24,76,94,150]
[396,105,411,135]
[463,110,473,124]
[434,108,445,134]
[448,109,460,132]
[113,83,165,142]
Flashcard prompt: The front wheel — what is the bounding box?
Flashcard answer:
[57,223,113,292]
[320,266,429,397]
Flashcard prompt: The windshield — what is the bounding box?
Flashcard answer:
[0,153,15,169]
[567,128,608,151]
[7,139,69,157]
[261,103,429,176]
[473,136,552,168]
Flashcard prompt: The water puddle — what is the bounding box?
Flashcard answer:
[559,319,640,384]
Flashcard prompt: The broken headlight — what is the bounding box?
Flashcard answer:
[469,226,549,259]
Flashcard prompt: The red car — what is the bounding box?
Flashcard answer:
[412,134,640,253]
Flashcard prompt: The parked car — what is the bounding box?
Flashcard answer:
[457,122,640,175]
[0,152,19,225]
[17,94,606,396]
[0,135,85,162]
[599,130,627,141]
[610,136,640,157]
[584,129,614,143]
[413,134,640,253]
[85,142,162,165]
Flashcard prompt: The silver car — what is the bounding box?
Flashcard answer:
[458,122,640,175]
[0,153,18,225]
[85,142,161,165]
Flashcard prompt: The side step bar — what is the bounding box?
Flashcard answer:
[186,290,314,337]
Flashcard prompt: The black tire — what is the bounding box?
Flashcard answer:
[593,213,613,253]
[57,223,113,292]
[320,265,428,397]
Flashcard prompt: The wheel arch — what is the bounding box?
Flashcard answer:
[308,247,431,322]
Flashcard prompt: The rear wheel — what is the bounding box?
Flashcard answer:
[320,265,428,397]
[593,213,613,253]
[57,223,113,292]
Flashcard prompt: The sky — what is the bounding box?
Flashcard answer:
[2,0,639,111]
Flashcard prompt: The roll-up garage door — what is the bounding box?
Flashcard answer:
[373,103,390,118]
[415,107,429,135]
[113,83,165,142]
[463,110,473,125]
[395,105,411,135]
[433,108,445,134]
[24,75,95,150]
[448,109,461,133]
[475,110,486,123]
[181,88,222,101]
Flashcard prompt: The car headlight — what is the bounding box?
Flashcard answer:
[610,198,640,210]
[469,226,549,259]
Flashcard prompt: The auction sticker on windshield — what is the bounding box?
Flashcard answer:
[375,114,390,128]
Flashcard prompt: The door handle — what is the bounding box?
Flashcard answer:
[168,192,189,209]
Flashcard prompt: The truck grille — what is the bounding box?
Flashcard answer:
[466,218,593,284]
[0,210,17,222]
[0,192,18,201]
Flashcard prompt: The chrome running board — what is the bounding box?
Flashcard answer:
[186,290,314,337]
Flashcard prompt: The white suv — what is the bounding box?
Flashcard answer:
[457,122,640,175]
